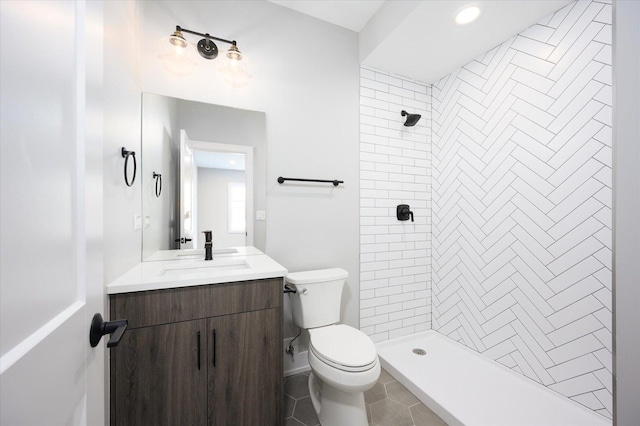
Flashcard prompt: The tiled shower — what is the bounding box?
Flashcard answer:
[360,0,612,419]
[359,68,433,340]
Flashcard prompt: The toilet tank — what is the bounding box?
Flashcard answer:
[286,268,348,329]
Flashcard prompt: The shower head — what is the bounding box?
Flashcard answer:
[401,110,421,127]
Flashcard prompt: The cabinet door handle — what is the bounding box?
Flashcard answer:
[197,331,201,370]
[212,329,216,367]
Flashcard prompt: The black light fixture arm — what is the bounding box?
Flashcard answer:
[175,25,236,46]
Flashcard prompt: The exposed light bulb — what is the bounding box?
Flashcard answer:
[169,31,188,48]
[454,5,481,25]
[219,46,251,88]
[226,44,243,61]
[158,35,196,76]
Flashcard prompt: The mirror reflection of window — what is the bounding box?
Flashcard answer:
[228,182,246,234]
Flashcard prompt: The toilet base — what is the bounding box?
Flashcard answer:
[308,372,369,426]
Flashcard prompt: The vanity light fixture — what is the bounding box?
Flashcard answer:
[164,25,251,87]
[454,4,482,25]
[170,25,242,61]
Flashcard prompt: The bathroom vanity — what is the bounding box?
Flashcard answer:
[107,251,287,426]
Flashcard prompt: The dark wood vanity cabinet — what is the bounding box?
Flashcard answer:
[110,319,208,425]
[109,278,283,426]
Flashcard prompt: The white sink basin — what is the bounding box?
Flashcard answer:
[159,259,249,277]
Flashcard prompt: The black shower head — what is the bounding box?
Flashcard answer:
[401,110,421,127]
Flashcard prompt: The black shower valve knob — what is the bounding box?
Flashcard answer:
[397,204,414,222]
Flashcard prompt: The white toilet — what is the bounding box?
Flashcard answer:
[286,268,380,426]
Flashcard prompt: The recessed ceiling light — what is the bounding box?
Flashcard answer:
[454,5,482,25]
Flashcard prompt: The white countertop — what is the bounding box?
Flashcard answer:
[107,252,287,294]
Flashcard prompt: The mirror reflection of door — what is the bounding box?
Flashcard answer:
[179,130,196,249]
[180,134,253,249]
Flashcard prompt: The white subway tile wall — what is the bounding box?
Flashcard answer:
[360,0,612,419]
[359,67,432,343]
[431,0,612,418]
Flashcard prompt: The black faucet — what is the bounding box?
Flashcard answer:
[202,230,213,260]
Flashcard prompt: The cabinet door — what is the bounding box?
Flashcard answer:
[111,319,207,426]
[208,308,282,426]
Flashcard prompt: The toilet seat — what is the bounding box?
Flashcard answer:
[309,325,377,372]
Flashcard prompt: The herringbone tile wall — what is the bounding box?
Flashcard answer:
[359,67,432,343]
[431,0,612,418]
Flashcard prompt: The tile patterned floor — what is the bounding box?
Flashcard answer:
[284,369,448,426]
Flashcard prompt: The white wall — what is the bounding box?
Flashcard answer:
[103,0,142,284]
[197,168,246,248]
[139,1,360,338]
[359,67,433,342]
[612,0,640,423]
[431,0,612,418]
[141,94,180,259]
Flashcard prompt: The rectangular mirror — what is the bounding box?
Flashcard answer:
[141,93,266,261]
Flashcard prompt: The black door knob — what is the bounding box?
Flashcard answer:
[90,313,128,348]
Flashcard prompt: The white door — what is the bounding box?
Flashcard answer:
[180,130,196,249]
[0,1,105,424]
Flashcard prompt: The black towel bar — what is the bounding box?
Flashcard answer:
[277,177,344,186]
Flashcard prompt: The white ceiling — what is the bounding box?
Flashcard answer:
[269,0,385,32]
[193,151,246,171]
[271,0,573,84]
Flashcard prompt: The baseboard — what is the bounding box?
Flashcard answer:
[284,360,311,377]
[283,338,310,376]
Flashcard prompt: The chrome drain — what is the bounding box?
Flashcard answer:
[412,348,427,356]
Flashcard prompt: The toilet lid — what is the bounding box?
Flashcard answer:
[309,325,377,370]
